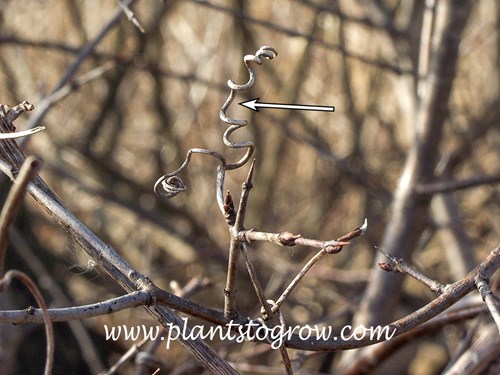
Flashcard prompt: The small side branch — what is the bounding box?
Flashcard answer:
[237,230,350,250]
[0,291,151,324]
[273,220,367,312]
[475,274,500,335]
[416,173,500,194]
[116,0,145,33]
[376,247,446,293]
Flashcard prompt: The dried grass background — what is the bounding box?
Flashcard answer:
[0,0,498,374]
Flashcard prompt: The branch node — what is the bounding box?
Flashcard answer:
[278,232,301,246]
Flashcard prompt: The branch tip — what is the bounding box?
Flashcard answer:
[360,218,368,233]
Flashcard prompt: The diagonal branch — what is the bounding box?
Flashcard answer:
[475,274,500,335]
[0,156,41,274]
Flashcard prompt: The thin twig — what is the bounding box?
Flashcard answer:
[224,160,293,373]
[101,338,150,375]
[234,159,255,231]
[416,173,500,194]
[20,0,136,138]
[376,246,446,293]
[0,156,41,274]
[116,0,145,33]
[273,220,367,311]
[239,242,294,375]
[224,160,256,319]
[0,270,54,375]
[0,126,45,139]
[187,0,406,74]
[224,228,242,320]
[0,291,151,324]
[340,303,488,375]
[475,274,500,335]
[237,230,350,250]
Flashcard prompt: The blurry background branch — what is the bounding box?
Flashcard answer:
[0,0,498,374]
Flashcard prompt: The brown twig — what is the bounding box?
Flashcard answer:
[224,160,256,320]
[376,246,446,293]
[20,0,137,138]
[239,243,294,375]
[416,173,500,194]
[340,303,488,375]
[101,338,150,375]
[186,0,406,74]
[273,219,367,312]
[0,270,54,375]
[229,161,293,374]
[237,230,350,249]
[0,156,41,274]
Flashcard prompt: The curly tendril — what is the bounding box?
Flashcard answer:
[154,46,278,214]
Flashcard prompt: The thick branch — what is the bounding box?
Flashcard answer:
[352,0,475,330]
[0,161,237,373]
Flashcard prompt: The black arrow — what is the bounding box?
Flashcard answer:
[239,97,335,112]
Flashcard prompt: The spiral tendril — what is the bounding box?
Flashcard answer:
[154,46,278,214]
